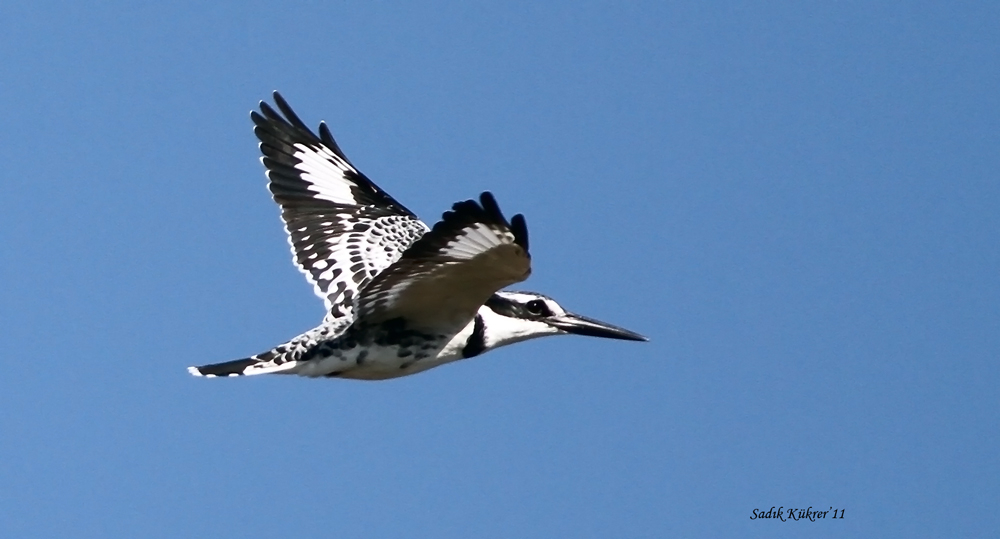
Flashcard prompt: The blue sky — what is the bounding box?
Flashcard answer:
[1,1,997,537]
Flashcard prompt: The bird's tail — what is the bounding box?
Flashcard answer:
[188,348,298,378]
[187,358,258,377]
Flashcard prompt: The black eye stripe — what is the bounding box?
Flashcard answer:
[485,293,555,319]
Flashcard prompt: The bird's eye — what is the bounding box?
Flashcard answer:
[525,299,550,316]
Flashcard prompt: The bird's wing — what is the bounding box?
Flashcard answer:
[357,192,531,329]
[251,92,429,318]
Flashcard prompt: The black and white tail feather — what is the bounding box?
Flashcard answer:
[188,92,645,380]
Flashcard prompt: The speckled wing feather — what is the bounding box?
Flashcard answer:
[358,192,531,328]
[251,92,429,318]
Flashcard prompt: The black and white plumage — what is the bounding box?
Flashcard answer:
[188,92,646,381]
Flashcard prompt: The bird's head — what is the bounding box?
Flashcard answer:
[477,291,648,350]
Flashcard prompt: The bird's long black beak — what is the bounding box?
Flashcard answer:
[546,313,648,342]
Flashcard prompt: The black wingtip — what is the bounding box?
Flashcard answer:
[442,192,502,226]
[257,100,279,121]
[251,92,283,120]
[478,192,529,252]
[318,121,351,163]
[272,92,311,131]
[479,191,500,217]
[510,214,529,252]
[318,121,334,145]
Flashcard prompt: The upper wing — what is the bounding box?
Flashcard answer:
[357,192,531,328]
[251,92,429,317]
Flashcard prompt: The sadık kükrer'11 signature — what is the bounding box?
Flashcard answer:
[751,507,845,521]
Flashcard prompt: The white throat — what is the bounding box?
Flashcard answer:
[477,304,562,350]
[438,304,564,363]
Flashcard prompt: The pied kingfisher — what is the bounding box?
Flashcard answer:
[188,92,646,381]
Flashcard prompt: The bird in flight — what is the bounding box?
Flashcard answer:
[188,92,646,381]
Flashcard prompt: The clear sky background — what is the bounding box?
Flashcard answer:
[1,1,997,537]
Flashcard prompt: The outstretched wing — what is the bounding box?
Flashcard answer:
[357,192,531,328]
[251,92,429,318]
